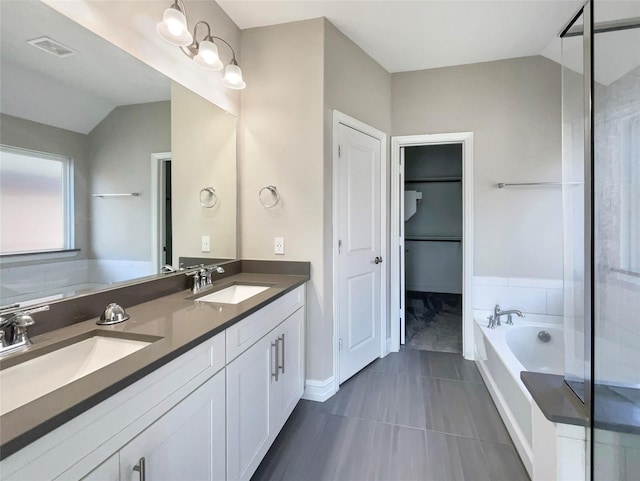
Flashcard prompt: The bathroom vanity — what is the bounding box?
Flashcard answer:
[0,267,308,481]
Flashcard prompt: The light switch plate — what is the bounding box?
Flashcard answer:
[274,237,285,255]
[202,236,211,252]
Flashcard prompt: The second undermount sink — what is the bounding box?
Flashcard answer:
[196,284,270,304]
[0,334,155,416]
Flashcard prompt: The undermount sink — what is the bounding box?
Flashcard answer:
[196,284,270,305]
[0,334,154,416]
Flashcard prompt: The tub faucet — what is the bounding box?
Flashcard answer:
[487,304,525,328]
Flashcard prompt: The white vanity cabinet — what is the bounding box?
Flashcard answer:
[226,289,305,481]
[1,284,306,481]
[81,370,226,481]
[119,369,226,481]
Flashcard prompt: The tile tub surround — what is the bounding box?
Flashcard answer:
[473,276,564,322]
[0,264,309,458]
[252,348,529,481]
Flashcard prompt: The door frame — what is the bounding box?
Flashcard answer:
[332,110,388,394]
[390,133,474,360]
[151,152,172,271]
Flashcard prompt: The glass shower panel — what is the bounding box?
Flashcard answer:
[561,13,587,401]
[592,1,640,479]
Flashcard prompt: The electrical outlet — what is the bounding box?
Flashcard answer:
[274,237,285,255]
[201,236,211,252]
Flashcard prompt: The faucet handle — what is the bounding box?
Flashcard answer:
[23,305,49,316]
[13,313,35,328]
[487,315,494,329]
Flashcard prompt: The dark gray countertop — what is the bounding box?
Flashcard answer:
[522,371,640,434]
[521,371,588,427]
[0,270,309,459]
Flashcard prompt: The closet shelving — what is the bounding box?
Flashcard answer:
[405,177,461,183]
[405,235,461,242]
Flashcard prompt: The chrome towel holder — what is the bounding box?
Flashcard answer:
[259,185,280,208]
[200,187,217,208]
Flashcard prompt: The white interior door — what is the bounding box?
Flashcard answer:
[336,122,382,384]
[399,147,406,345]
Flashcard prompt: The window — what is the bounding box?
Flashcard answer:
[0,145,73,255]
[620,115,640,274]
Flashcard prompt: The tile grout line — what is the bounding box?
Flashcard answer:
[315,410,516,448]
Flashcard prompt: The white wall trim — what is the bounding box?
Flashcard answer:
[332,110,388,394]
[390,133,474,359]
[150,152,171,272]
[302,377,336,402]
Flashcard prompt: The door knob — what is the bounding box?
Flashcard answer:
[374,256,383,264]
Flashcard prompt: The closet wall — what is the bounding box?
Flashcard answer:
[404,144,462,294]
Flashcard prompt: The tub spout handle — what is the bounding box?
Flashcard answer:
[487,315,496,329]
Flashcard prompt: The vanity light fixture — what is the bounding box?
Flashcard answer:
[156,0,246,89]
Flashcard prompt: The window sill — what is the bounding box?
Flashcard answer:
[0,249,80,265]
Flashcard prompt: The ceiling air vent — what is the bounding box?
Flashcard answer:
[27,37,77,58]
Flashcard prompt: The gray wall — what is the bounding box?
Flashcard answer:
[88,101,170,261]
[240,18,392,383]
[323,20,392,375]
[0,113,90,262]
[392,56,563,280]
[171,82,237,263]
[240,18,326,381]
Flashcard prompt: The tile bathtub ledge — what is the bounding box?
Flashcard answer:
[522,371,640,435]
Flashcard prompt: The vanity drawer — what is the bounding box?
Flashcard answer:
[225,286,304,363]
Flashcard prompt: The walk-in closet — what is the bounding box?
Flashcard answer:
[404,143,463,352]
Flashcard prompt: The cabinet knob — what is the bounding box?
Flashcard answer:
[133,457,146,481]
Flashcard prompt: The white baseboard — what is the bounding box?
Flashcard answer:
[302,377,336,402]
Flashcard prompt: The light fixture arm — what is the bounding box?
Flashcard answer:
[211,36,238,63]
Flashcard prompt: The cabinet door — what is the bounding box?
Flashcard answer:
[273,307,305,429]
[80,453,119,481]
[226,334,275,481]
[120,369,225,481]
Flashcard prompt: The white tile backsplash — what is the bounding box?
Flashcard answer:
[473,284,548,314]
[473,276,508,286]
[473,276,564,318]
[508,277,563,289]
[546,289,564,316]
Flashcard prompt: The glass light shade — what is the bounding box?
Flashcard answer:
[156,7,193,47]
[221,63,246,89]
[194,40,223,71]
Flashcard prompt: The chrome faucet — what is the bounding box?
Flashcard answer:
[0,305,49,356]
[487,304,525,329]
[191,271,202,294]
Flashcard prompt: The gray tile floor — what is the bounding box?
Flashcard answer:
[252,348,529,481]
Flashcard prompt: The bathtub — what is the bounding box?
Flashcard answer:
[474,317,564,477]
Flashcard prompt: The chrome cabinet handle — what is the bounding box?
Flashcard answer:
[374,256,383,264]
[271,340,279,382]
[133,457,146,481]
[278,334,285,374]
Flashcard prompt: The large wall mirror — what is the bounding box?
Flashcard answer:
[0,0,238,308]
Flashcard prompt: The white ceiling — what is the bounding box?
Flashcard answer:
[0,0,170,134]
[217,0,585,73]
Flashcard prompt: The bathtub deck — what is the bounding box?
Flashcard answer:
[252,348,529,481]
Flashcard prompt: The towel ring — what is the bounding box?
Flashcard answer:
[199,187,217,208]
[259,185,280,208]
